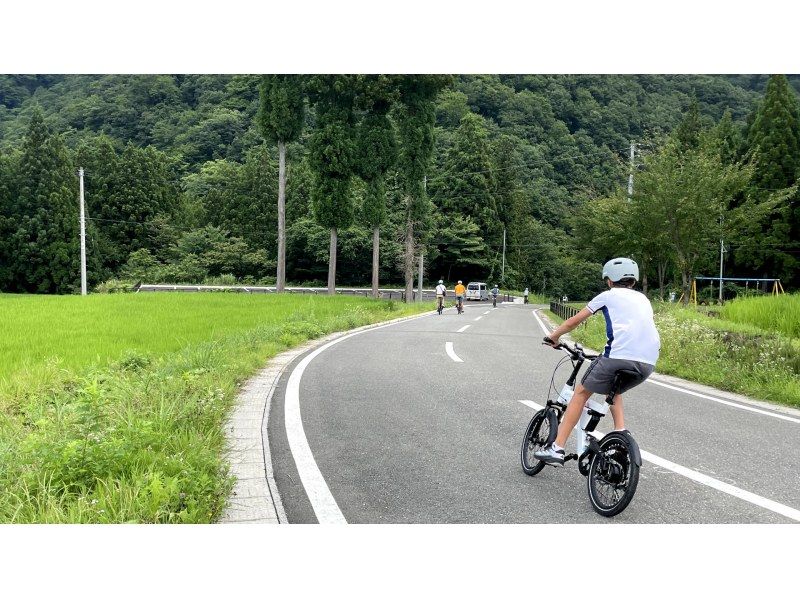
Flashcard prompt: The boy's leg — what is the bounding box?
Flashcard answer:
[553,384,593,448]
[609,394,625,430]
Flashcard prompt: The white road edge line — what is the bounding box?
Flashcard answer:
[457,325,470,333]
[518,399,800,522]
[531,308,550,335]
[646,378,800,424]
[446,341,464,362]
[532,309,798,425]
[285,312,433,524]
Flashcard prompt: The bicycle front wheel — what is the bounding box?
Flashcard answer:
[587,432,640,517]
[520,409,557,476]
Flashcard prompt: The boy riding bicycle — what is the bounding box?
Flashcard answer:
[435,279,447,314]
[535,258,660,465]
[454,280,466,313]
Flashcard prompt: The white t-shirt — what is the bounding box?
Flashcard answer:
[586,288,660,365]
[435,284,446,297]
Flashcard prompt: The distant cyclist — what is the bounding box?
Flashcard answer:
[454,280,466,314]
[435,279,447,314]
[534,258,660,466]
[491,284,499,307]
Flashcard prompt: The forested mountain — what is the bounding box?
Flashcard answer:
[1,74,797,297]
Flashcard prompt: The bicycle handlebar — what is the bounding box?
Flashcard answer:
[542,337,599,361]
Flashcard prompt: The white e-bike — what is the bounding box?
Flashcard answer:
[520,338,642,517]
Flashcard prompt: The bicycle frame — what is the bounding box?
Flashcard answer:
[546,345,614,463]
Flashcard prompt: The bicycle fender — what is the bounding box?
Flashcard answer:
[604,430,642,466]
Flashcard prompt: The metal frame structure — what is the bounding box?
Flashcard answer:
[688,277,785,305]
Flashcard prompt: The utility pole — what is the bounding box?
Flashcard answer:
[418,174,426,303]
[417,251,423,302]
[79,167,87,296]
[627,141,635,201]
[719,238,725,302]
[501,227,506,282]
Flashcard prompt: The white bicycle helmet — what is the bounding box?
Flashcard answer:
[438,279,444,284]
[602,257,639,282]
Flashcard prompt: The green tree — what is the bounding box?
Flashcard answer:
[257,75,305,291]
[0,148,14,287]
[711,109,744,165]
[79,141,179,273]
[5,109,80,293]
[354,75,398,297]
[307,75,359,294]
[635,136,754,303]
[432,112,500,281]
[395,75,452,300]
[743,74,800,284]
[183,147,278,263]
[674,97,702,151]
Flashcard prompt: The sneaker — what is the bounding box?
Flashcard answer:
[534,444,565,466]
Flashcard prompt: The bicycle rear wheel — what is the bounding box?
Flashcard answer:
[520,409,557,476]
[587,432,640,517]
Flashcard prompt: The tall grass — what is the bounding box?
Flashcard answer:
[0,294,432,523]
[720,293,800,338]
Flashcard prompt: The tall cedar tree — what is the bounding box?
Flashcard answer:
[433,112,500,282]
[257,75,305,291]
[0,149,13,287]
[84,142,178,273]
[744,75,800,284]
[307,75,358,294]
[184,148,279,260]
[395,75,452,301]
[6,110,79,293]
[674,97,702,152]
[354,75,398,298]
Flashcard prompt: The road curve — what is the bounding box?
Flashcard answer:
[267,302,800,523]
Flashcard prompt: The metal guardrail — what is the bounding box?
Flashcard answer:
[135,284,440,301]
[550,301,580,320]
[135,284,520,304]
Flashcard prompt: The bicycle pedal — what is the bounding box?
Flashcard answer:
[564,453,579,462]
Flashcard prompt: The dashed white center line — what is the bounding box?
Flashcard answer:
[445,342,464,362]
[483,310,491,315]
[474,316,483,321]
[457,325,470,333]
[518,399,800,522]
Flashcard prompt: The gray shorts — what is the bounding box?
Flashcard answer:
[580,356,654,396]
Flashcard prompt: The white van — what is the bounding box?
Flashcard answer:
[466,282,488,301]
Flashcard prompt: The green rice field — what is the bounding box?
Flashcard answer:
[719,293,800,338]
[0,292,432,523]
[0,292,422,384]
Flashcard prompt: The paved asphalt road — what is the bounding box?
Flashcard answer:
[267,302,800,523]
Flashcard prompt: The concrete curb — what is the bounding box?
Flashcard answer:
[536,308,800,418]
[219,308,434,524]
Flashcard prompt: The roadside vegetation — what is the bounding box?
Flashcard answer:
[719,293,800,338]
[0,294,433,523]
[549,296,800,408]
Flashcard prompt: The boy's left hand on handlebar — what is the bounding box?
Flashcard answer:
[542,335,562,349]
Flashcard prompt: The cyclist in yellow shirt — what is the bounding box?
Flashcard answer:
[454,280,466,314]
